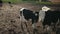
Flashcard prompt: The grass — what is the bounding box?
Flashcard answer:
[36,1,53,5]
[2,0,53,5]
[2,0,22,3]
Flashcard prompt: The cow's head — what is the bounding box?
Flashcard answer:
[42,6,51,11]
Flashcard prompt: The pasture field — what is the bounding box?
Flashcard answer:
[0,3,58,34]
[0,0,60,34]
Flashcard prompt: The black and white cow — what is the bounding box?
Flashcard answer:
[20,8,39,25]
[39,6,60,31]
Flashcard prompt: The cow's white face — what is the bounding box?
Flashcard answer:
[42,6,50,11]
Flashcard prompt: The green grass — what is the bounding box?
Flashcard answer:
[2,0,22,3]
[35,1,53,5]
[2,0,53,5]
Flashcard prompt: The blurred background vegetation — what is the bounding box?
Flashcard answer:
[2,0,53,5]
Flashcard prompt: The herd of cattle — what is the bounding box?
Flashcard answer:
[20,6,60,32]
